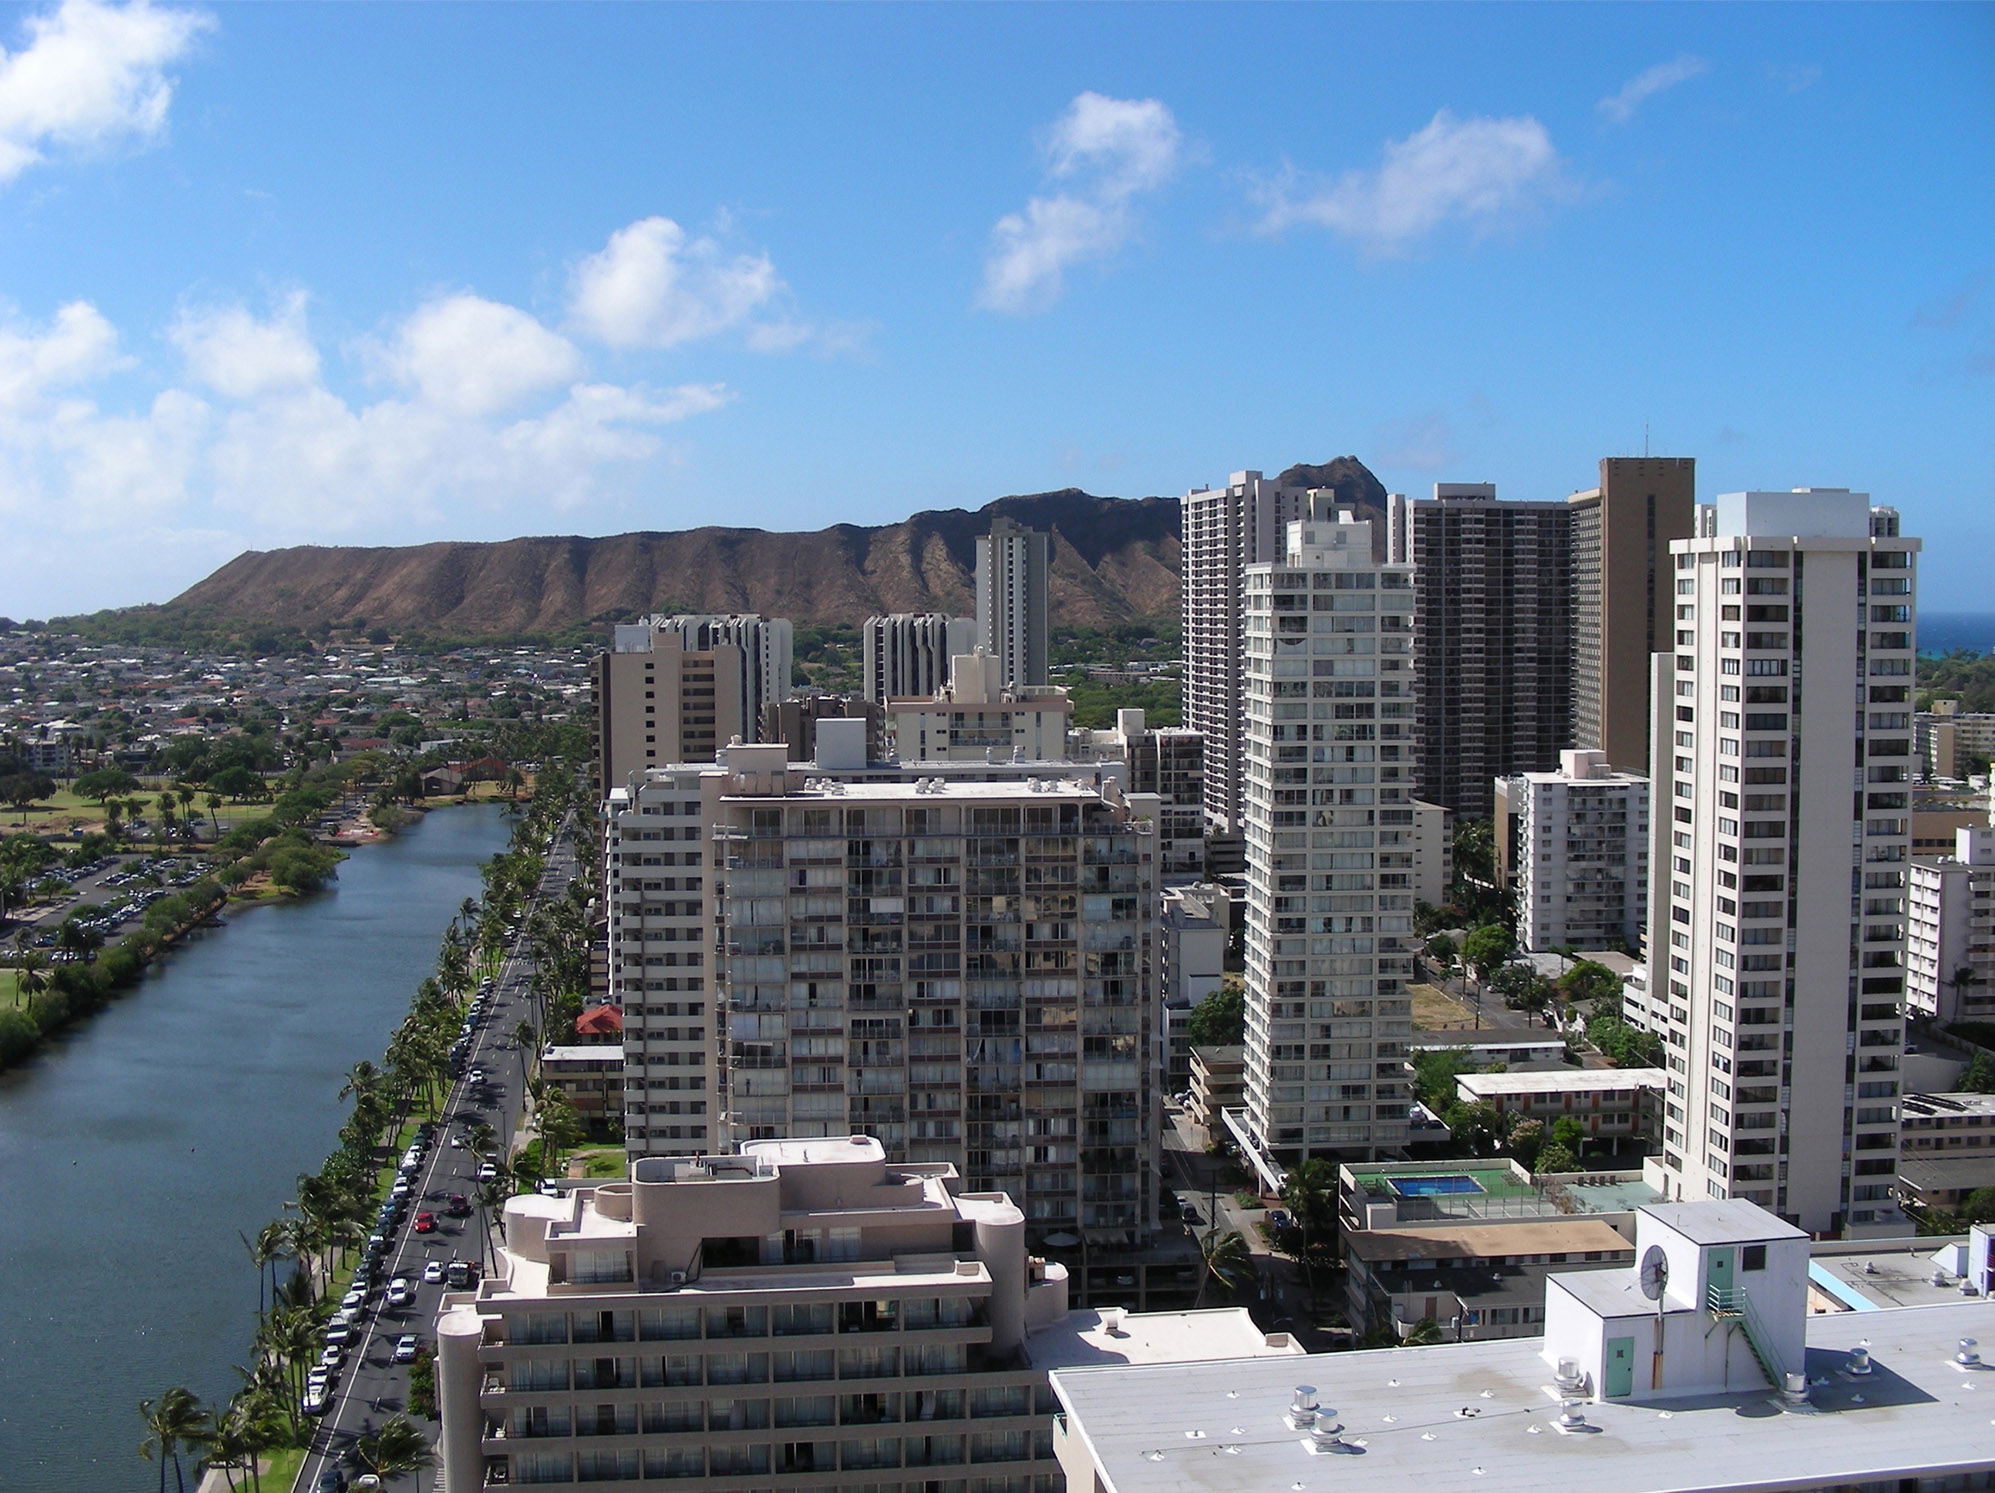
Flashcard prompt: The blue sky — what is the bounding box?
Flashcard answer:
[0,1,1989,619]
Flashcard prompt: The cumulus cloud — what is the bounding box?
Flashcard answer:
[384,293,583,416]
[0,0,211,182]
[1254,111,1569,255]
[0,298,127,407]
[169,293,320,401]
[0,285,732,608]
[569,216,783,350]
[978,92,1182,314]
[1598,55,1710,124]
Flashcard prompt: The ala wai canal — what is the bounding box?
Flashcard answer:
[0,804,512,1491]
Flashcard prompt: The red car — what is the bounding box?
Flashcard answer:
[445,1193,471,1218]
[414,1211,436,1234]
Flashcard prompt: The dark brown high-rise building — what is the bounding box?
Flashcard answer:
[1390,484,1572,818]
[1567,456,1696,773]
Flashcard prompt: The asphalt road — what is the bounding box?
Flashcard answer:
[296,819,578,1493]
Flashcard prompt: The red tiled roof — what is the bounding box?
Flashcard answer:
[574,1006,623,1036]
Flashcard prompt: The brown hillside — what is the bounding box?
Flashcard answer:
[163,461,1377,636]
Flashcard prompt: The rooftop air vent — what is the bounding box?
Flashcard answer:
[1285,1385,1320,1430]
[1553,1358,1587,1394]
[1846,1344,1873,1376]
[1100,1307,1127,1336]
[1305,1422,1354,1455]
[1782,1372,1811,1408]
[1956,1338,1982,1368]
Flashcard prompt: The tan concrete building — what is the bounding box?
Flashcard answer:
[1453,1067,1665,1143]
[432,1136,1300,1493]
[886,652,1073,765]
[591,624,745,795]
[1568,455,1697,775]
[1917,700,1995,781]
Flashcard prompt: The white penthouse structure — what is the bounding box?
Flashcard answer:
[434,1136,1299,1493]
[1502,749,1651,953]
[862,614,976,704]
[1180,470,1309,836]
[1646,490,1918,1235]
[976,517,1050,690]
[1069,708,1206,886]
[1907,822,1995,1024]
[1238,499,1417,1174]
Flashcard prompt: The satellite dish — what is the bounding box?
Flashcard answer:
[1640,1245,1670,1302]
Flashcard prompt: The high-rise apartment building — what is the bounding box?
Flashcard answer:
[590,624,746,795]
[863,613,977,704]
[1070,708,1207,886]
[1388,483,1573,817]
[1646,490,1918,1234]
[652,614,794,743]
[1500,748,1651,953]
[711,748,1159,1242]
[1181,470,1309,836]
[1239,501,1417,1173]
[1570,456,1697,773]
[434,1137,1299,1493]
[605,767,720,1157]
[1907,823,1995,1025]
[1916,699,1995,781]
[975,517,1050,690]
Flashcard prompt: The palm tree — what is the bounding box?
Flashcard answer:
[138,1386,208,1493]
[1400,1316,1444,1347]
[1279,1157,1338,1299]
[354,1414,433,1482]
[1193,1229,1256,1308]
[240,1222,289,1324]
[14,948,49,1004]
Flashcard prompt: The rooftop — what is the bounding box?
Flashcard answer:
[1051,1301,1995,1493]
[1456,1068,1665,1098]
[1346,1219,1633,1265]
[1639,1199,1809,1247]
[1903,1091,1995,1121]
[1808,1236,1983,1311]
[1026,1308,1303,1374]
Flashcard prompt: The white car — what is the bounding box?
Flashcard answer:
[393,1334,421,1364]
[448,1134,465,1149]
[306,1366,332,1391]
[302,1383,330,1415]
[385,1276,413,1308]
[318,1344,342,1369]
[468,1068,485,1084]
[477,1161,498,1183]
[423,1260,446,1284]
[340,1289,365,1311]
[390,1180,412,1201]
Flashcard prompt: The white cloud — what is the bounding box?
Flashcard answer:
[1375,411,1460,472]
[1598,54,1710,125]
[0,0,211,182]
[1253,110,1569,255]
[0,298,127,408]
[569,216,782,350]
[977,91,1182,315]
[169,293,320,401]
[383,293,584,417]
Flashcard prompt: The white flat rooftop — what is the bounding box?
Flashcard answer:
[1639,1199,1809,1246]
[1052,1301,1995,1493]
[1027,1308,1303,1373]
[1457,1068,1665,1097]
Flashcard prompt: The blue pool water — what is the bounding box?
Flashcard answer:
[1389,1174,1486,1197]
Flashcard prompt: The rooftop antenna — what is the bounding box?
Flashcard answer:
[1644,421,1650,457]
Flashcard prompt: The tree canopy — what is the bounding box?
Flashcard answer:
[1186,983,1245,1048]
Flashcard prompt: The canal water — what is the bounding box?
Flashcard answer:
[0,804,512,1491]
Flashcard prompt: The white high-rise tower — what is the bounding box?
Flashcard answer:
[1240,498,1417,1170]
[1648,490,1918,1235]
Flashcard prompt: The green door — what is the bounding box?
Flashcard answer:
[1708,1246,1735,1302]
[1605,1337,1634,1397]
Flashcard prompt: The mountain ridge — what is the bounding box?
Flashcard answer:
[137,458,1383,638]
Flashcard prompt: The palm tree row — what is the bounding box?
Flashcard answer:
[142,1380,430,1491]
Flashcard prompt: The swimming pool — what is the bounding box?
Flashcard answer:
[1388,1174,1487,1197]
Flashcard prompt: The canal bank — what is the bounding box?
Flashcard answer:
[0,803,513,1492]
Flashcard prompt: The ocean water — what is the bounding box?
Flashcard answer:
[1919,612,1995,657]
